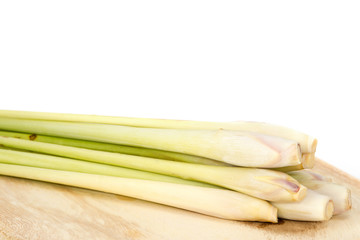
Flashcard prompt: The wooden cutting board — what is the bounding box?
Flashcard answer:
[0,159,359,240]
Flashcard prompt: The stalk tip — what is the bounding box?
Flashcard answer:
[295,184,307,201]
[325,200,334,221]
[310,138,318,153]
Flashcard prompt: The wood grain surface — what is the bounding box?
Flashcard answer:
[0,159,359,240]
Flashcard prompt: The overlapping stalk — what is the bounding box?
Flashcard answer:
[0,110,351,223]
[0,163,278,222]
[272,190,334,221]
[0,148,215,188]
[0,118,302,168]
[0,131,229,166]
[0,110,318,154]
[0,147,335,222]
[289,171,351,215]
[289,169,333,182]
[0,136,306,202]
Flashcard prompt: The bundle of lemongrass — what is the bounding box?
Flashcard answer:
[0,110,351,223]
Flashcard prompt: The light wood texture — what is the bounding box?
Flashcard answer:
[0,159,359,240]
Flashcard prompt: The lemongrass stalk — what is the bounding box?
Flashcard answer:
[272,190,334,221]
[288,175,351,215]
[0,110,317,153]
[0,118,302,168]
[0,131,229,166]
[3,148,337,221]
[0,136,306,202]
[0,148,215,188]
[289,170,333,182]
[0,149,330,222]
[0,163,278,222]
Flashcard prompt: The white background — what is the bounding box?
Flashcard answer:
[0,1,359,178]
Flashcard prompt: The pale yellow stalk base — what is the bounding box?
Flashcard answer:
[272,190,334,221]
[289,175,351,215]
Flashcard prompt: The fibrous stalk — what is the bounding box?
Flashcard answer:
[272,190,334,221]
[289,173,351,215]
[0,148,214,188]
[0,118,302,168]
[0,110,317,153]
[0,163,278,222]
[0,130,229,166]
[0,136,306,202]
